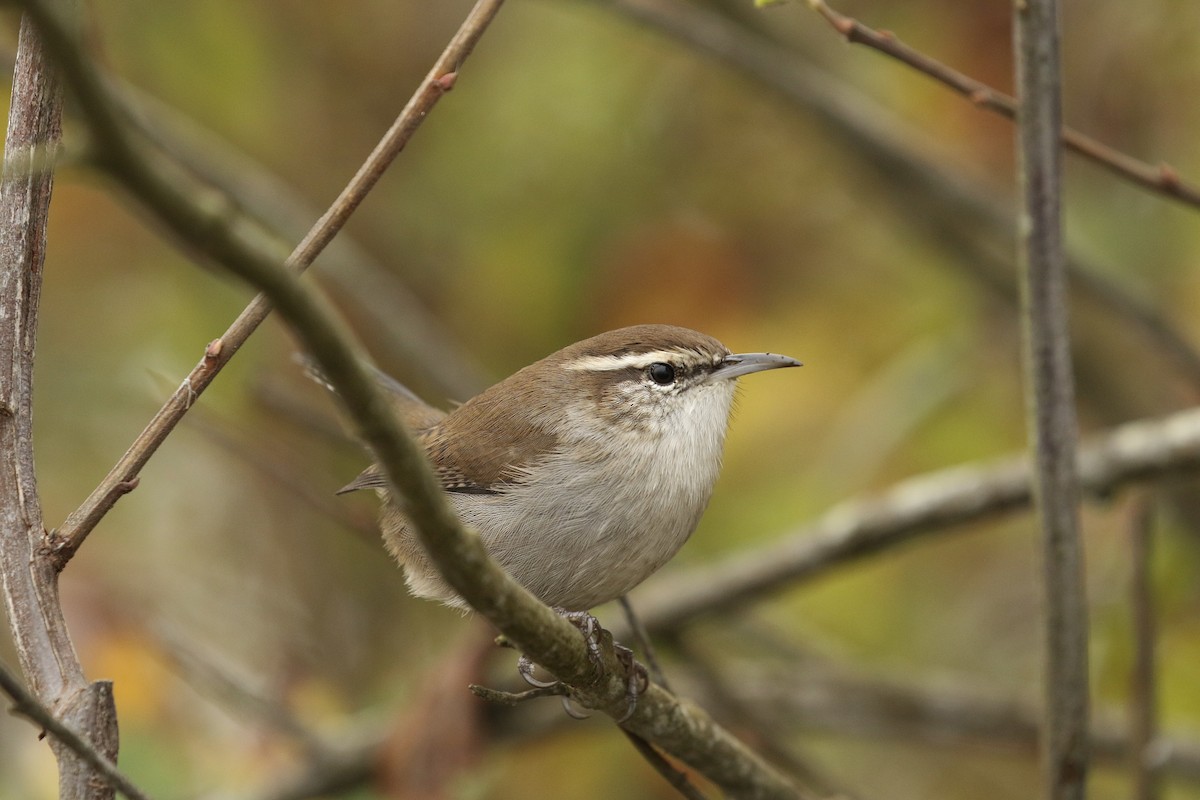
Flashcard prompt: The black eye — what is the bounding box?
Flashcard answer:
[647,362,676,385]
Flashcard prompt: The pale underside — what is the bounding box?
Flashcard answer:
[382,379,736,611]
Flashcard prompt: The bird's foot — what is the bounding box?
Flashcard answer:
[514,609,649,722]
[555,608,605,672]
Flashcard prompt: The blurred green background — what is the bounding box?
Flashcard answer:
[2,0,1200,798]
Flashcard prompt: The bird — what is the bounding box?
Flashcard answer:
[338,324,800,614]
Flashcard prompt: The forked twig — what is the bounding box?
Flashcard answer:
[634,405,1200,632]
[619,595,672,692]
[597,0,1200,394]
[0,659,153,800]
[45,0,503,568]
[0,5,129,796]
[808,0,1200,209]
[622,730,711,800]
[469,683,569,705]
[21,1,806,795]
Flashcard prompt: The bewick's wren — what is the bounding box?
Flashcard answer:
[340,324,800,612]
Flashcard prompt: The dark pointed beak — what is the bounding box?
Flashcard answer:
[713,352,802,381]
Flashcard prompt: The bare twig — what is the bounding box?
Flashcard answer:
[233,642,1200,800]
[619,595,672,692]
[208,732,382,800]
[1129,499,1162,800]
[112,83,486,402]
[720,660,1200,783]
[633,406,1200,633]
[149,624,325,755]
[0,659,152,800]
[622,729,712,800]
[23,1,805,796]
[808,0,1200,209]
[1014,1,1089,796]
[595,0,1200,397]
[45,0,496,568]
[673,635,854,799]
[183,407,380,544]
[612,614,713,800]
[469,683,568,705]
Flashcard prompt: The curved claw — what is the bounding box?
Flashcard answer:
[519,654,592,719]
[517,654,558,689]
[561,695,591,719]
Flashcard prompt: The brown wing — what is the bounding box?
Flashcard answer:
[417,387,560,493]
[338,352,564,496]
[337,425,556,496]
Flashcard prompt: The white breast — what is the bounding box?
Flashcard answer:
[451,380,737,610]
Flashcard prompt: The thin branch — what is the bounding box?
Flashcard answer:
[622,730,712,800]
[619,595,673,692]
[469,683,568,705]
[807,0,1200,209]
[1129,498,1162,800]
[633,406,1200,633]
[45,0,493,568]
[0,659,153,800]
[230,639,1200,800]
[718,659,1200,783]
[149,622,398,800]
[21,1,805,796]
[672,634,857,799]
[595,0,1200,398]
[149,624,325,756]
[183,406,380,545]
[112,81,486,402]
[208,733,381,800]
[1014,1,1090,796]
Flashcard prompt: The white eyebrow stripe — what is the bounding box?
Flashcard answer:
[563,350,691,372]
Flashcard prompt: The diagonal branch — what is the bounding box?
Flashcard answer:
[45,0,495,569]
[622,730,712,800]
[707,657,1200,783]
[0,659,153,800]
[112,81,487,402]
[808,0,1200,209]
[593,0,1200,397]
[633,406,1200,633]
[18,1,806,796]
